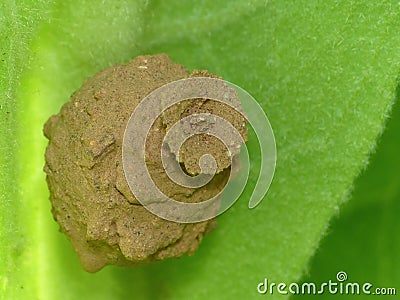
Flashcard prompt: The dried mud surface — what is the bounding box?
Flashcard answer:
[43,54,247,272]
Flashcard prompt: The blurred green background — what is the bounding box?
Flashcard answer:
[1,1,399,299]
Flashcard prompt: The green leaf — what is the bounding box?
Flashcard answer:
[293,85,400,300]
[1,1,400,299]
[0,0,53,298]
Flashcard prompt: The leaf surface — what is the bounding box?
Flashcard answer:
[1,1,400,299]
